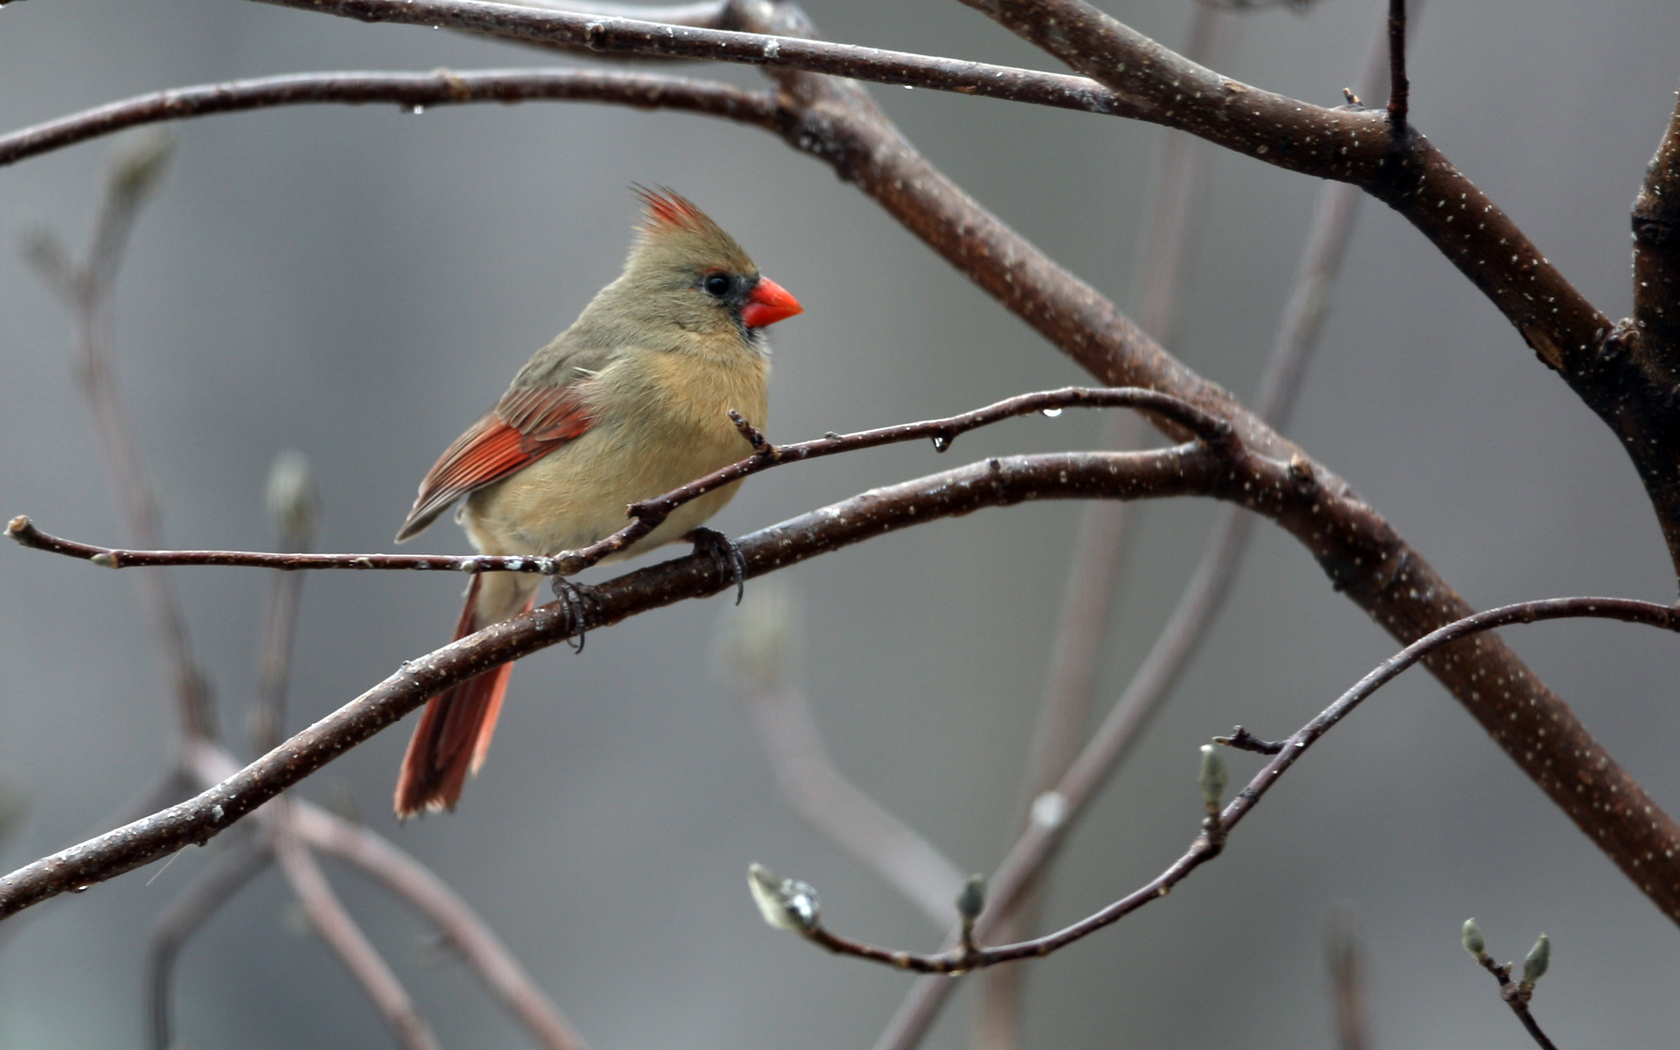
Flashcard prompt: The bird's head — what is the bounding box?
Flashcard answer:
[594,188,802,352]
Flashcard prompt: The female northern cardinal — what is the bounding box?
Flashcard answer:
[391,189,802,817]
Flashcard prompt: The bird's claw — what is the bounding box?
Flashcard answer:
[550,577,602,652]
[685,527,747,605]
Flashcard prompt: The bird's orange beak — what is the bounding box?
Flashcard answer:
[741,277,803,329]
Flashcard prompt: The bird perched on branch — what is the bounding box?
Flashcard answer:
[391,188,802,817]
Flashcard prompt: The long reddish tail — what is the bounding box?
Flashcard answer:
[394,574,534,817]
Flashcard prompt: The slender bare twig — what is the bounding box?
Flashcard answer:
[1462,923,1561,1050]
[270,810,441,1050]
[20,132,215,742]
[722,586,967,927]
[176,741,590,1050]
[6,385,1232,576]
[292,804,591,1050]
[146,832,273,1050]
[760,597,1680,975]
[0,70,785,169]
[1385,0,1408,131]
[979,10,1239,1042]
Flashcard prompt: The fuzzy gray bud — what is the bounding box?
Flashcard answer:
[956,874,986,924]
[1522,933,1550,984]
[1461,918,1485,957]
[265,449,319,545]
[1199,744,1227,810]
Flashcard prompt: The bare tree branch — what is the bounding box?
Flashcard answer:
[20,132,215,741]
[1462,921,1561,1050]
[760,596,1680,975]
[722,585,967,928]
[293,804,592,1050]
[270,810,441,1050]
[0,70,784,169]
[1326,908,1373,1050]
[146,831,272,1050]
[0,439,1230,920]
[6,385,1232,575]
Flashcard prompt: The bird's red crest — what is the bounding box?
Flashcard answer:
[633,186,709,237]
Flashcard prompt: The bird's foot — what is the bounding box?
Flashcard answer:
[684,527,747,605]
[550,577,603,652]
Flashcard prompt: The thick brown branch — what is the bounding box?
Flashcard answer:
[1634,84,1680,360]
[751,5,1680,930]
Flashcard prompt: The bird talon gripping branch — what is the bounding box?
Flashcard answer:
[685,526,748,605]
[388,188,802,817]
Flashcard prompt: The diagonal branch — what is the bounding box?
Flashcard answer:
[270,812,441,1050]
[763,597,1680,975]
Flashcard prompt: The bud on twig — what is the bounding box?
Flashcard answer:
[747,863,820,933]
[1461,917,1485,958]
[1199,744,1227,813]
[107,129,175,208]
[1521,932,1550,985]
[956,873,986,946]
[265,449,319,546]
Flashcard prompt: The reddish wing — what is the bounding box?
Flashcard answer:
[395,383,594,542]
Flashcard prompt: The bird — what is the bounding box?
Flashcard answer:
[390,188,802,817]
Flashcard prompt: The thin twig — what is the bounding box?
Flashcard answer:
[1386,0,1408,131]
[21,133,215,742]
[1466,938,1561,1050]
[270,811,441,1050]
[146,832,273,1050]
[0,70,785,169]
[293,803,592,1050]
[722,585,966,927]
[767,597,1680,974]
[6,385,1231,577]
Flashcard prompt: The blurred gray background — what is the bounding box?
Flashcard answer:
[2,1,1679,1047]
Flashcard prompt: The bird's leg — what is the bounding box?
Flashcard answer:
[684,527,747,605]
[549,576,603,652]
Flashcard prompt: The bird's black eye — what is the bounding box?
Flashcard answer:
[703,273,732,298]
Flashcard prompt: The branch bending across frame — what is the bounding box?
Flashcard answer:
[751,597,1680,975]
[6,385,1231,576]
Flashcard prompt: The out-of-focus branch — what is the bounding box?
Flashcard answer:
[270,810,441,1050]
[252,451,318,756]
[147,832,272,1050]
[293,803,591,1050]
[19,131,215,742]
[757,596,1680,976]
[980,8,1240,1043]
[721,585,966,928]
[1326,907,1372,1050]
